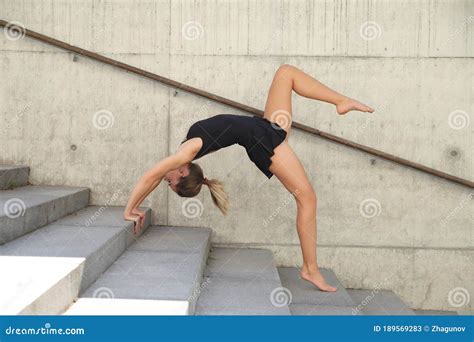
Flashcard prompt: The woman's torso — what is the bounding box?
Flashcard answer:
[180,114,256,160]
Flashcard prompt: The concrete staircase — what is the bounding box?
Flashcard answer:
[0,164,455,316]
[0,164,151,314]
[0,202,152,314]
[65,225,211,315]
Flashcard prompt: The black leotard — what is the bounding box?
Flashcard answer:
[180,114,287,179]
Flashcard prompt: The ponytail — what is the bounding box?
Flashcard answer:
[203,178,229,216]
[176,162,230,216]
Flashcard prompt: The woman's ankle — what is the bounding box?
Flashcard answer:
[334,95,349,106]
[301,262,320,274]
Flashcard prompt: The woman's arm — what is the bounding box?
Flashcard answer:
[123,140,199,233]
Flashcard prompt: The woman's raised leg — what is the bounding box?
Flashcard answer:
[263,64,374,141]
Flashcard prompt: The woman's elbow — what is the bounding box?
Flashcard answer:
[142,170,160,185]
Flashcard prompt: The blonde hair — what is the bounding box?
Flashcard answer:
[176,162,230,216]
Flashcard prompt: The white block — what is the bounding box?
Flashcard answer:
[0,256,85,315]
[64,298,190,315]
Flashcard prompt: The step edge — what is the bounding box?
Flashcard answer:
[0,188,90,244]
[187,230,212,315]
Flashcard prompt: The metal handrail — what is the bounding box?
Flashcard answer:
[1,19,472,188]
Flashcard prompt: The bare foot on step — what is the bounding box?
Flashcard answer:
[336,97,375,115]
[300,268,337,292]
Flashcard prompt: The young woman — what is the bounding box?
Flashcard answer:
[124,64,374,292]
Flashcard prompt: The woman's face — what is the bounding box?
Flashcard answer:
[164,165,189,193]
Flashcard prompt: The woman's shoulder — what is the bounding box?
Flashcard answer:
[179,136,203,158]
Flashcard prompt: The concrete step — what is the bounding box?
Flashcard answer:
[347,289,416,315]
[0,185,89,244]
[66,226,211,315]
[0,205,151,314]
[195,248,291,315]
[0,165,29,190]
[277,267,360,315]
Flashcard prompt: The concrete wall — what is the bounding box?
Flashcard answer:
[0,0,472,312]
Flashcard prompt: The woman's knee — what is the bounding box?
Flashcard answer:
[276,64,295,79]
[295,187,317,208]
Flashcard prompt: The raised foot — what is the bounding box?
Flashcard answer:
[336,97,375,115]
[300,269,338,292]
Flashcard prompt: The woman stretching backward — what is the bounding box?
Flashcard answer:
[124,64,375,292]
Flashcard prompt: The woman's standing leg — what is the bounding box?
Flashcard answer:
[264,64,374,292]
[268,141,336,291]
